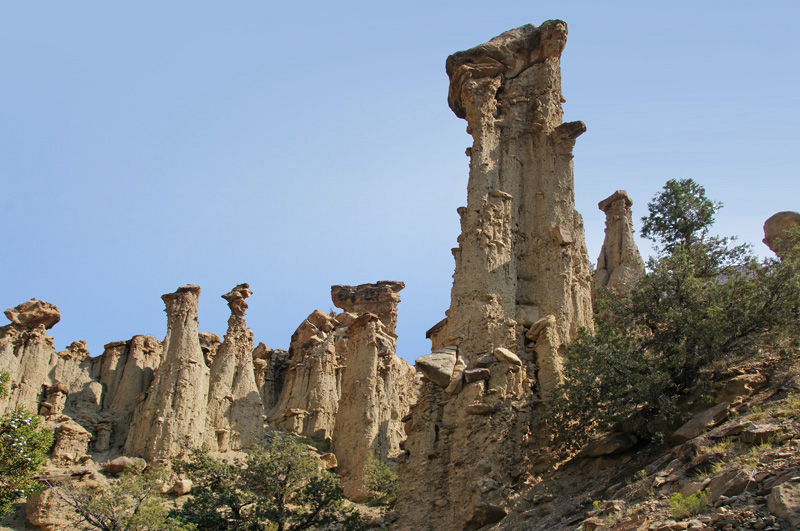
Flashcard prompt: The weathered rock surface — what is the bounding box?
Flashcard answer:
[764,211,800,257]
[330,281,405,336]
[4,299,61,329]
[593,190,645,294]
[205,283,265,451]
[123,285,210,461]
[399,21,594,531]
[270,282,416,499]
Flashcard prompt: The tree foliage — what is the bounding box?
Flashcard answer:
[53,464,193,531]
[172,434,363,531]
[0,372,54,516]
[363,454,397,508]
[547,180,800,453]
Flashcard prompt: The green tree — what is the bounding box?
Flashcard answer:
[53,464,193,531]
[0,371,54,515]
[173,434,363,531]
[640,178,721,251]
[547,181,800,453]
[363,454,397,508]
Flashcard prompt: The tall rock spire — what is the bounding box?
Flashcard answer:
[124,285,209,461]
[399,21,593,530]
[594,190,646,294]
[205,283,265,451]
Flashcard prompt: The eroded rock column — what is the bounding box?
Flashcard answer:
[399,21,593,531]
[124,285,209,461]
[205,284,265,451]
[593,190,645,295]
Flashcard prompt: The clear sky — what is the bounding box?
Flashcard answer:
[2,1,798,364]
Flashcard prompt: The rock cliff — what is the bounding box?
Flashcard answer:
[398,21,594,531]
[593,190,646,295]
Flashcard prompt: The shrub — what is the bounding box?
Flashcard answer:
[363,454,397,507]
[172,434,363,531]
[669,489,710,519]
[0,371,54,515]
[546,179,800,453]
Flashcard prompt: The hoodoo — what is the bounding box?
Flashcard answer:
[594,190,646,295]
[398,21,594,530]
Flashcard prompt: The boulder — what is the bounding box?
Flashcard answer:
[416,348,457,388]
[4,298,60,329]
[768,481,800,528]
[763,211,800,255]
[671,402,730,443]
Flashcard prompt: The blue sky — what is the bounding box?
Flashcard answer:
[2,1,799,363]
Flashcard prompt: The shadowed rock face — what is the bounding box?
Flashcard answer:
[764,211,800,257]
[398,21,594,531]
[594,190,646,295]
[124,285,210,461]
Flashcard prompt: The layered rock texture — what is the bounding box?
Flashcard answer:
[764,211,800,257]
[205,284,265,452]
[270,282,416,500]
[398,21,594,530]
[124,285,210,461]
[3,279,418,529]
[593,190,646,294]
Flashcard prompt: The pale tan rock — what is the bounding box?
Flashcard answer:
[4,298,60,329]
[98,335,163,451]
[594,190,646,295]
[415,348,457,388]
[331,281,405,335]
[26,487,75,531]
[399,21,594,531]
[768,481,800,528]
[671,402,730,443]
[123,285,209,461]
[493,347,521,367]
[252,343,289,412]
[205,284,265,451]
[51,418,92,464]
[763,211,800,256]
[171,478,193,496]
[105,456,146,476]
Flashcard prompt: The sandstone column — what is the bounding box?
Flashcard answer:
[205,283,265,451]
[593,190,646,294]
[399,21,593,531]
[124,285,209,461]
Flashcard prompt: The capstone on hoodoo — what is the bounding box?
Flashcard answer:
[398,21,594,531]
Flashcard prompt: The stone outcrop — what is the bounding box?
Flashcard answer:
[764,211,800,257]
[205,283,265,451]
[270,282,416,498]
[123,285,210,461]
[399,21,594,531]
[253,342,289,412]
[593,190,646,294]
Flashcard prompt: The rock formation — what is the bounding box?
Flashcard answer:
[764,211,800,257]
[123,285,210,461]
[270,282,416,499]
[593,190,646,294]
[205,283,265,451]
[398,21,594,531]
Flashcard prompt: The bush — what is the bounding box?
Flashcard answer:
[53,464,193,531]
[547,179,800,453]
[363,454,397,507]
[669,489,710,519]
[0,372,54,515]
[172,434,363,531]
